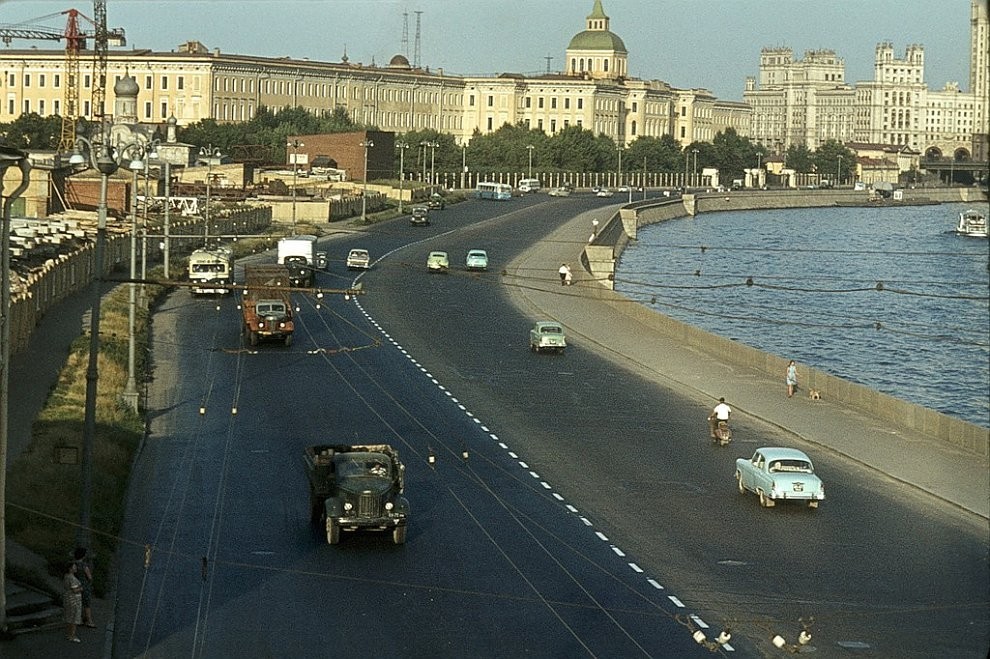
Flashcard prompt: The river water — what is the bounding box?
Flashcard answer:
[614,201,990,428]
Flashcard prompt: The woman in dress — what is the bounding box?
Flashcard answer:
[63,561,83,642]
[786,360,798,398]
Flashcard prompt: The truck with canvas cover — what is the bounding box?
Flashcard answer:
[277,234,318,287]
[240,264,295,346]
[304,443,410,545]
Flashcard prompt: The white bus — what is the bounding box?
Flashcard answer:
[188,246,233,295]
[517,178,541,193]
[475,181,513,200]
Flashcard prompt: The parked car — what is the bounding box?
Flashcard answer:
[735,447,825,509]
[427,193,446,210]
[426,251,449,273]
[548,186,571,197]
[346,248,370,270]
[595,188,614,198]
[529,321,566,354]
[410,206,430,226]
[465,249,489,271]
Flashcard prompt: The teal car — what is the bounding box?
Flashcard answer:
[426,251,449,273]
[529,321,566,354]
[465,249,489,271]
[736,447,825,509]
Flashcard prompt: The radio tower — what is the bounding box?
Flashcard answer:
[413,10,422,69]
[91,0,110,124]
[401,11,409,59]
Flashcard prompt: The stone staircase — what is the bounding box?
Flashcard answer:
[3,580,63,635]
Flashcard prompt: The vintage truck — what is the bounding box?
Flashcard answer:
[304,443,410,545]
[188,246,233,295]
[277,235,318,287]
[239,264,295,346]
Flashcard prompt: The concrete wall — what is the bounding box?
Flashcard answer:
[581,189,990,457]
[7,206,271,355]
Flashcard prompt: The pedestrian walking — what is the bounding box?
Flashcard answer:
[558,263,569,286]
[63,561,83,643]
[564,266,573,286]
[591,218,599,236]
[73,547,96,628]
[786,360,798,398]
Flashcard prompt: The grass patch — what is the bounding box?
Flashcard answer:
[5,277,165,598]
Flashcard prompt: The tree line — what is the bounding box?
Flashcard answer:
[0,108,858,183]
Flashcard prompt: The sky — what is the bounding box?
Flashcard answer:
[0,0,976,101]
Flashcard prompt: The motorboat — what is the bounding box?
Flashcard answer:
[955,209,988,238]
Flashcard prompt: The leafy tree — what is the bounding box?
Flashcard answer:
[0,113,61,150]
[812,139,856,185]
[784,144,814,173]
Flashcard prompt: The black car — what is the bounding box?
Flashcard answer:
[410,206,430,226]
[427,194,446,210]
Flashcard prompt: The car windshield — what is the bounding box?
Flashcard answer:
[336,453,392,479]
[541,325,562,334]
[350,250,367,257]
[256,303,286,315]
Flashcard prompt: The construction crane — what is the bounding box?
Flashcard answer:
[0,7,124,152]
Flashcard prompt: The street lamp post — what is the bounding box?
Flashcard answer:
[396,141,408,214]
[461,144,468,190]
[429,141,437,189]
[617,147,623,190]
[122,142,148,412]
[692,148,699,185]
[0,145,30,631]
[199,145,222,247]
[836,155,842,187]
[68,134,144,552]
[526,144,535,180]
[287,139,303,235]
[163,160,171,279]
[361,139,374,223]
[756,153,762,188]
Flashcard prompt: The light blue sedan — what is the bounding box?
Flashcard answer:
[465,249,489,271]
[736,447,825,509]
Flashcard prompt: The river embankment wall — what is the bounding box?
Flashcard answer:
[581,187,989,458]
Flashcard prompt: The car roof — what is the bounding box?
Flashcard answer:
[468,249,487,255]
[535,320,561,328]
[755,447,813,462]
[349,248,368,254]
[429,251,447,256]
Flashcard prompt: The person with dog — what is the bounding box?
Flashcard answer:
[708,397,731,438]
[786,360,798,398]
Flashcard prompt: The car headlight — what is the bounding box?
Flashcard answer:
[343,502,353,511]
[385,501,394,511]
[258,321,265,329]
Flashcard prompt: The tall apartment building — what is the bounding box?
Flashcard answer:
[745,0,988,164]
[0,1,746,153]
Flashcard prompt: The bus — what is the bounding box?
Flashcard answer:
[188,246,233,295]
[475,181,513,200]
[517,178,541,193]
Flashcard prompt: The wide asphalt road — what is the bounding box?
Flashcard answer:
[112,194,987,658]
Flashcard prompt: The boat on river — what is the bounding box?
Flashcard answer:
[955,209,988,237]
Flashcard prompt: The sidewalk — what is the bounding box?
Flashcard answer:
[507,207,990,520]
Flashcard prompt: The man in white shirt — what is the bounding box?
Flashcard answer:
[708,397,731,438]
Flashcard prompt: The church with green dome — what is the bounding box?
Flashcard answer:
[565,0,628,80]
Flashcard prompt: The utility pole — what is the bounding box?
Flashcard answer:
[0,146,31,633]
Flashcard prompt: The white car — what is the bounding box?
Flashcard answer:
[346,248,370,270]
[465,249,489,271]
[595,188,614,198]
[548,186,572,197]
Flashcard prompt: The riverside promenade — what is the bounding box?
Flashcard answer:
[506,201,990,520]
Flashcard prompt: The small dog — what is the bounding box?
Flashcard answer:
[808,388,822,401]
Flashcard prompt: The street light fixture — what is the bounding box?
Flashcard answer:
[67,134,144,552]
[396,141,409,214]
[287,139,303,235]
[0,145,30,631]
[361,139,374,223]
[199,145,222,247]
[122,141,148,413]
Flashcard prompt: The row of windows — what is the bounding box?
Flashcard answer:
[521,96,586,111]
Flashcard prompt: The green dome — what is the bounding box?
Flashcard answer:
[567,30,627,53]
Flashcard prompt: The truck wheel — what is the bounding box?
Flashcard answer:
[284,334,293,347]
[392,525,407,545]
[326,517,340,545]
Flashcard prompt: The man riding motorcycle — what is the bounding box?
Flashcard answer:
[708,397,732,440]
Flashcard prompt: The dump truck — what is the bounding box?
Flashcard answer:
[188,246,233,295]
[277,235,318,287]
[240,264,294,346]
[304,443,410,545]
